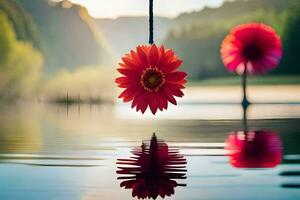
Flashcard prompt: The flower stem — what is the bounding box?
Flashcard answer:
[243,104,248,132]
[242,62,250,108]
[149,0,154,44]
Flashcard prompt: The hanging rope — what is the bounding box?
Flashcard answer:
[149,0,154,44]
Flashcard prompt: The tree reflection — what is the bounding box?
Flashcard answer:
[0,108,42,154]
[116,133,187,199]
[225,106,282,168]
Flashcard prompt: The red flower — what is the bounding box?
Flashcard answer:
[225,130,282,168]
[221,23,282,74]
[116,134,187,199]
[115,45,187,115]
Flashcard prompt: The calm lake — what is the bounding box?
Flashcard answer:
[0,102,299,200]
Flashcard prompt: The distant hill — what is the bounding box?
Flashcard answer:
[96,16,172,57]
[18,0,111,74]
[175,0,289,25]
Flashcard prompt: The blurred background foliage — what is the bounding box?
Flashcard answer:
[0,0,299,102]
[0,10,42,101]
[164,0,300,79]
[0,0,113,102]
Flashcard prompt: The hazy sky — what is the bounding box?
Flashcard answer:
[65,0,225,19]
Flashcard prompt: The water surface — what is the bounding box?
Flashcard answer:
[0,103,299,200]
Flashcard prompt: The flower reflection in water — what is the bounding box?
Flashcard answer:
[116,133,187,199]
[226,130,282,168]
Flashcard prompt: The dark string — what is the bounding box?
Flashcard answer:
[149,0,154,44]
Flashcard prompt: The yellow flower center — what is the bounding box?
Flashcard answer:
[140,68,165,92]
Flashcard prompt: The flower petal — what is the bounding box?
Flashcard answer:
[115,77,138,88]
[117,68,139,77]
[162,86,177,105]
[169,88,184,97]
[121,57,140,71]
[165,71,187,82]
[149,44,159,68]
[149,94,158,115]
[163,60,183,73]
[118,85,140,102]
[165,82,185,90]
[137,46,149,68]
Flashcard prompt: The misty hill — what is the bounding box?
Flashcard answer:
[175,0,290,25]
[97,16,172,57]
[0,0,43,100]
[18,0,111,74]
[0,0,40,48]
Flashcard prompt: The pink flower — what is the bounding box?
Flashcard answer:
[221,23,282,74]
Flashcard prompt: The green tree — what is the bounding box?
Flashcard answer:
[0,11,43,101]
[0,11,15,64]
[0,0,41,49]
[280,2,300,74]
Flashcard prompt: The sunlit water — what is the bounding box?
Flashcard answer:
[0,103,299,200]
